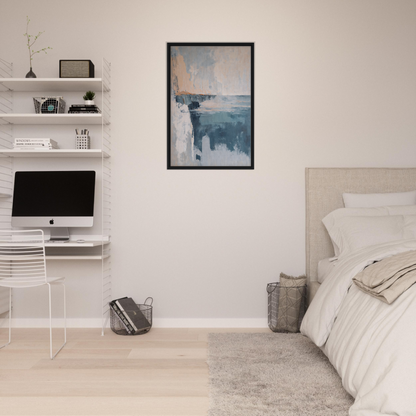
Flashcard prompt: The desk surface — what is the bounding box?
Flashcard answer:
[44,240,109,248]
[0,240,110,261]
[0,240,109,248]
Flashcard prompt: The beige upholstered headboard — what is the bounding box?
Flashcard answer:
[306,168,416,283]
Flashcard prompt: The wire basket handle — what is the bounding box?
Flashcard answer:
[144,297,153,306]
[267,282,279,294]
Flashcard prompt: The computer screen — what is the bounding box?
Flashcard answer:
[12,171,96,230]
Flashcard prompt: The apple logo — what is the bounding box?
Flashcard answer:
[49,219,54,225]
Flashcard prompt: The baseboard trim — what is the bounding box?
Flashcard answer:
[0,318,268,329]
[152,318,268,328]
[0,318,104,328]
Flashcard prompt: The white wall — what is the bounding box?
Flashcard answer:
[1,0,416,326]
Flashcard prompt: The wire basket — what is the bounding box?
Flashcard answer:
[267,282,307,333]
[33,96,66,114]
[110,297,153,336]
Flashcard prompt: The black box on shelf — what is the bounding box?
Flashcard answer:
[59,60,95,78]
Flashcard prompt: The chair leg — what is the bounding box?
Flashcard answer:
[0,288,12,349]
[47,283,67,360]
[62,283,67,344]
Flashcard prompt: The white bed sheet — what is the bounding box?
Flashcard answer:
[317,257,336,283]
[301,239,416,415]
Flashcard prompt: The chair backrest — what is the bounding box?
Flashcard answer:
[0,229,47,286]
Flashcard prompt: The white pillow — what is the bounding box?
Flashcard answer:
[322,205,416,256]
[324,215,416,258]
[343,190,416,208]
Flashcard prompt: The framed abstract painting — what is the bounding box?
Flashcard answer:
[167,43,254,169]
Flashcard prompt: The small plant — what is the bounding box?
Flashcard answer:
[83,91,96,101]
[24,16,52,69]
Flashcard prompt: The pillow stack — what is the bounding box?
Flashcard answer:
[343,190,416,208]
[322,190,416,259]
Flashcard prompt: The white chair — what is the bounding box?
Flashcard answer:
[0,229,66,359]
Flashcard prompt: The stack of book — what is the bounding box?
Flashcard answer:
[14,138,59,150]
[110,297,151,335]
[68,104,101,114]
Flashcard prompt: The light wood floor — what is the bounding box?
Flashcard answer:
[0,327,268,416]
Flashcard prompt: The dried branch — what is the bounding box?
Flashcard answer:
[23,16,52,68]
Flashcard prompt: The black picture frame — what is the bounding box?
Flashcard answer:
[167,42,254,170]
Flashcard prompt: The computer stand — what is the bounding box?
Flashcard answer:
[50,228,70,241]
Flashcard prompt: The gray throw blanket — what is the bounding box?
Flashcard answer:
[353,250,416,304]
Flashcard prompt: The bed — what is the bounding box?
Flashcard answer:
[301,168,416,416]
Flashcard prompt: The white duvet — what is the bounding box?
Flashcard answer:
[301,239,416,416]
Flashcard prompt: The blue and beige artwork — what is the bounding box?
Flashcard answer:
[170,45,252,167]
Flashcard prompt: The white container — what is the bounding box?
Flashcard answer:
[76,135,90,149]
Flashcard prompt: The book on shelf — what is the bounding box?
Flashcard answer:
[15,138,58,145]
[68,104,101,114]
[68,110,101,114]
[14,138,58,150]
[113,297,151,334]
[14,144,58,149]
[109,299,134,334]
[14,138,58,149]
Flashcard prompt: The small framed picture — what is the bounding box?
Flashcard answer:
[167,43,254,169]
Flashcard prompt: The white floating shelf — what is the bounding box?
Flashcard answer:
[46,254,110,261]
[0,113,105,125]
[0,149,109,158]
[43,240,109,247]
[0,78,109,92]
[0,241,110,248]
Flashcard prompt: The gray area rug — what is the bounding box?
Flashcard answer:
[207,333,353,416]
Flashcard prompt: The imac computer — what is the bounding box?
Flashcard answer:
[12,171,96,241]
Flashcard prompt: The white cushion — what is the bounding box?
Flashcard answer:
[322,205,416,256]
[323,214,416,258]
[343,190,416,208]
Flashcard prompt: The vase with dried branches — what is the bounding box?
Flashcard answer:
[23,16,52,78]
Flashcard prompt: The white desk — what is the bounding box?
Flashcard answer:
[43,240,110,260]
[44,240,109,248]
